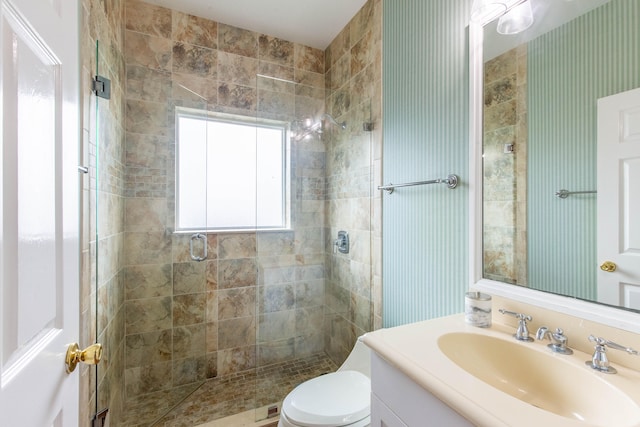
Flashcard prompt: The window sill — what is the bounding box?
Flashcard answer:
[172,227,293,235]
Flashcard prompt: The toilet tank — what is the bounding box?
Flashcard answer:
[338,336,371,378]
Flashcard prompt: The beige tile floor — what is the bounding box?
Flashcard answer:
[194,407,279,427]
[121,353,337,427]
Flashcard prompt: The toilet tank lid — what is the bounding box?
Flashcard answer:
[282,370,370,427]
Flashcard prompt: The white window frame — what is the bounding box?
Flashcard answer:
[175,108,291,232]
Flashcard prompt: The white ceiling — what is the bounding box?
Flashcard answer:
[142,0,368,49]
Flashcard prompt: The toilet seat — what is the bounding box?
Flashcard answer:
[281,370,370,427]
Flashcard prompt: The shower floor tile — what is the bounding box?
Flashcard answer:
[194,407,279,427]
[120,353,337,427]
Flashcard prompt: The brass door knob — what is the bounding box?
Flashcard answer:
[65,342,102,373]
[600,261,617,273]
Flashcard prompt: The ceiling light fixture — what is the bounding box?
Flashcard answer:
[470,0,508,24]
[470,0,533,34]
[497,0,534,34]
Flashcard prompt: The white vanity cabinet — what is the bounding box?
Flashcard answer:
[370,352,474,427]
[371,393,408,427]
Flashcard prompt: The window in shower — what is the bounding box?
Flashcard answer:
[176,108,290,231]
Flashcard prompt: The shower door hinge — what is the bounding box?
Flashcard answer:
[93,75,111,100]
[91,408,108,427]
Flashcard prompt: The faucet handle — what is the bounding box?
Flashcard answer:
[499,309,533,342]
[586,335,639,374]
[588,335,639,355]
[498,309,532,322]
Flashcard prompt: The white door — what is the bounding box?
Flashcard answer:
[0,0,80,426]
[597,87,640,309]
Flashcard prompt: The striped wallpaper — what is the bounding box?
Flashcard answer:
[382,0,471,327]
[528,0,640,299]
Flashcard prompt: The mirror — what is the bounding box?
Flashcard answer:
[472,0,640,311]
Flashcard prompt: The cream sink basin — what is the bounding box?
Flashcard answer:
[438,332,640,426]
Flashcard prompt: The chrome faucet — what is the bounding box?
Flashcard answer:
[499,309,533,342]
[535,327,573,355]
[585,335,639,374]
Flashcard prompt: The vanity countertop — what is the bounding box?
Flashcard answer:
[362,314,640,427]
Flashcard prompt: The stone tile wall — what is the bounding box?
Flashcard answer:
[323,0,383,364]
[482,46,528,285]
[122,0,329,408]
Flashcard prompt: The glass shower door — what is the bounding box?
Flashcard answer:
[253,70,371,422]
[117,81,211,426]
[324,100,374,365]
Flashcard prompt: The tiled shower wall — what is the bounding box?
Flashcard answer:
[78,0,382,423]
[121,0,332,407]
[482,46,528,285]
[79,0,126,424]
[324,0,383,364]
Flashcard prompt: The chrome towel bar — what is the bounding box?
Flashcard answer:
[555,189,597,199]
[378,174,458,194]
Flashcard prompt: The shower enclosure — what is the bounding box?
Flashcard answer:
[85,0,380,425]
[116,53,373,427]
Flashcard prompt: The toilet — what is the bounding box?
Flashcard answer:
[278,337,371,427]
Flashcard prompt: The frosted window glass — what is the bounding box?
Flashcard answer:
[176,113,288,231]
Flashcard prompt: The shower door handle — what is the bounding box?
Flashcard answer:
[190,233,208,261]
